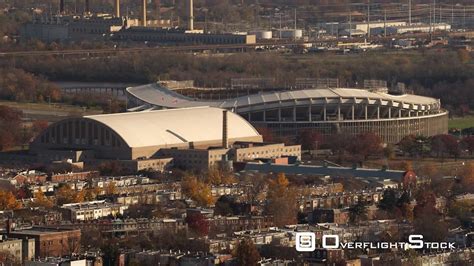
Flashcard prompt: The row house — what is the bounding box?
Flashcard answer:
[91,176,150,188]
[211,185,244,197]
[300,191,383,213]
[67,218,187,236]
[207,216,274,237]
[61,200,128,221]
[116,190,182,205]
[50,171,98,183]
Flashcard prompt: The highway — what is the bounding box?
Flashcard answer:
[0,31,471,59]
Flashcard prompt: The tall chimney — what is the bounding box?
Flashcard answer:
[85,0,90,13]
[59,0,65,14]
[155,0,161,21]
[142,0,147,26]
[114,0,120,17]
[222,110,229,149]
[187,0,194,30]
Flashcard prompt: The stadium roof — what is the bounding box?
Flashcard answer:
[85,107,260,148]
[126,83,440,110]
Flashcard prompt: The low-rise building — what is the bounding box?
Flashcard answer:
[61,200,128,221]
[8,227,81,258]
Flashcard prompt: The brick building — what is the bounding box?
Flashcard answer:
[8,227,81,258]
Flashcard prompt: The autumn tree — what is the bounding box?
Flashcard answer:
[430,134,460,159]
[185,213,209,237]
[346,133,383,161]
[0,190,21,210]
[104,182,117,196]
[206,166,237,185]
[413,189,448,242]
[0,106,22,151]
[31,120,49,137]
[460,162,474,193]
[457,49,472,64]
[181,176,214,207]
[55,184,84,205]
[234,238,261,266]
[30,190,54,209]
[264,173,298,226]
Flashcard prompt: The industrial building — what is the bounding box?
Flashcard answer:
[20,14,134,43]
[29,107,300,172]
[114,27,256,45]
[126,82,448,144]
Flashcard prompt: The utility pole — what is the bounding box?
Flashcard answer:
[384,9,387,37]
[433,0,436,24]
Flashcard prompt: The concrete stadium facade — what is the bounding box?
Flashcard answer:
[126,83,449,144]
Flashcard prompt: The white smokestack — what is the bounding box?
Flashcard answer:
[187,0,194,30]
[114,0,120,17]
[222,110,229,149]
[142,0,147,26]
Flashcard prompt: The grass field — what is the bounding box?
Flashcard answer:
[448,116,474,129]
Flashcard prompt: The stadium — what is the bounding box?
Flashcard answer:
[125,82,449,144]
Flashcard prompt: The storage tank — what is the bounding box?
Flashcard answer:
[277,29,303,39]
[250,30,273,40]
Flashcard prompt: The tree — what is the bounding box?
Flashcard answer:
[55,184,83,205]
[0,250,20,266]
[31,120,49,136]
[0,190,21,210]
[398,135,417,156]
[234,238,261,266]
[378,189,398,212]
[460,162,474,193]
[185,213,209,237]
[181,176,214,206]
[265,173,298,226]
[296,129,322,151]
[0,106,22,151]
[461,136,474,155]
[30,190,54,209]
[346,133,383,161]
[348,201,367,224]
[104,182,117,196]
[430,134,460,159]
[457,49,471,64]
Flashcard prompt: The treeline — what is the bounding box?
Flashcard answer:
[0,68,61,102]
[0,105,48,151]
[8,50,474,110]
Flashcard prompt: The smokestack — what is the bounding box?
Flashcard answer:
[222,110,229,149]
[155,0,161,21]
[59,0,65,14]
[187,0,194,30]
[85,0,90,13]
[142,0,147,26]
[114,0,120,17]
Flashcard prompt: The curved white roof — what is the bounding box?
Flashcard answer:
[126,83,441,110]
[84,107,260,148]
